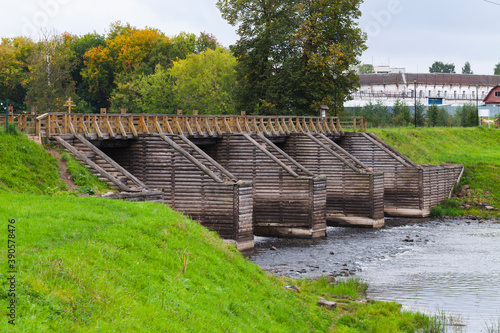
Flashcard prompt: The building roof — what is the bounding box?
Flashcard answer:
[482,85,500,104]
[360,73,500,87]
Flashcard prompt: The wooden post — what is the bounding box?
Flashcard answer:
[177,110,183,115]
[241,111,246,116]
[193,110,198,115]
[120,108,127,114]
[100,108,107,114]
[353,117,357,132]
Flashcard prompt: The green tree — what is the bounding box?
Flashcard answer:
[391,99,411,126]
[427,104,451,127]
[69,32,106,112]
[136,65,175,114]
[494,63,500,75]
[429,61,455,74]
[109,73,143,112]
[169,47,237,114]
[462,61,473,75]
[413,100,426,127]
[358,64,375,74]
[217,0,366,115]
[454,103,477,127]
[0,37,34,104]
[358,101,391,128]
[24,31,76,113]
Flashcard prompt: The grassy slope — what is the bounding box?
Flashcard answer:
[0,131,65,194]
[371,127,500,216]
[0,130,441,332]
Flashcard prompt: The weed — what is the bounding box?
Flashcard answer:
[5,123,18,135]
[484,314,500,333]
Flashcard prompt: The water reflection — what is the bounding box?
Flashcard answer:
[248,219,500,332]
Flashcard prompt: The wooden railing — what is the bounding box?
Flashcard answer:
[3,113,366,138]
[0,114,38,135]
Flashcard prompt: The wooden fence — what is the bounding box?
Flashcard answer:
[1,113,366,138]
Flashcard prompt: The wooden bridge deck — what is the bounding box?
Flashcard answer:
[1,113,367,138]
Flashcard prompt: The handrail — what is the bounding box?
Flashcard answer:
[7,113,366,138]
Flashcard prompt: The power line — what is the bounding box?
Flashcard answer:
[483,0,500,6]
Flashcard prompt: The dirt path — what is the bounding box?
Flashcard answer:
[47,148,78,192]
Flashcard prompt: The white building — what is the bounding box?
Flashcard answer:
[346,73,500,108]
[373,66,405,74]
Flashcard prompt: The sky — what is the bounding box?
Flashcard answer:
[2,0,500,75]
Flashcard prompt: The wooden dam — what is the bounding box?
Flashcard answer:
[2,112,464,250]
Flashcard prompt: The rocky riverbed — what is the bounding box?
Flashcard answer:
[248,217,500,332]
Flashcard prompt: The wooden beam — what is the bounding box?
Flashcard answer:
[176,135,237,181]
[304,132,360,172]
[159,134,223,183]
[75,134,147,190]
[139,116,150,134]
[256,133,315,176]
[317,133,368,169]
[128,117,138,137]
[55,136,132,192]
[242,133,299,177]
[105,117,115,138]
[117,117,127,137]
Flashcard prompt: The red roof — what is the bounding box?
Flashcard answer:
[360,73,500,87]
[483,85,500,104]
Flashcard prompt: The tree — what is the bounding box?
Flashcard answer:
[494,63,500,75]
[427,104,451,127]
[81,23,174,109]
[0,37,34,104]
[217,0,366,115]
[429,61,455,74]
[391,98,411,126]
[138,65,175,113]
[169,47,237,114]
[24,31,76,113]
[462,61,473,75]
[358,64,375,74]
[358,101,391,128]
[69,32,106,112]
[414,100,426,127]
[454,103,477,127]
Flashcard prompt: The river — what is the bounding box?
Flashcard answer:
[247,218,500,332]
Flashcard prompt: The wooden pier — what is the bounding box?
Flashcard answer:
[2,113,463,249]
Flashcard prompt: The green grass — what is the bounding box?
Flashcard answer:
[60,152,110,195]
[371,127,500,217]
[0,130,66,195]
[0,193,445,332]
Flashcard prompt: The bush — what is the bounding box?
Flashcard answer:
[5,123,18,135]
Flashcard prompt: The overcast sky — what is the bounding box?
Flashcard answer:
[2,0,500,75]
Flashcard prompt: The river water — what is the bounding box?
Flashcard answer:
[247,218,500,332]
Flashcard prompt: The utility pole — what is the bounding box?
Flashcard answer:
[414,79,417,128]
[476,84,479,126]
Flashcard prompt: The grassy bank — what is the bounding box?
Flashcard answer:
[0,129,445,331]
[1,193,442,332]
[371,127,500,217]
[0,131,65,194]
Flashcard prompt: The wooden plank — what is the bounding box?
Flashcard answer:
[55,136,132,192]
